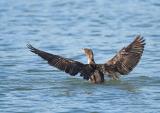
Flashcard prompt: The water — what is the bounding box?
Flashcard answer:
[0,0,160,113]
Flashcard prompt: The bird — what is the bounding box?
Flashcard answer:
[27,35,145,83]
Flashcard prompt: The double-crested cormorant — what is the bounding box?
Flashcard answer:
[27,35,145,83]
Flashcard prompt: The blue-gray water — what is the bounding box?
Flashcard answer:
[0,0,160,113]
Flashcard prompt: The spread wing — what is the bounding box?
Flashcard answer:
[106,35,145,75]
[27,44,84,76]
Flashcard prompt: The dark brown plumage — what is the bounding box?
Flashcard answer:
[27,35,145,83]
[106,35,145,79]
[82,48,104,83]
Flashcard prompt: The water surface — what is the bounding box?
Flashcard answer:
[0,0,160,113]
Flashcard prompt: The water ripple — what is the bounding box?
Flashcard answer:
[0,0,160,113]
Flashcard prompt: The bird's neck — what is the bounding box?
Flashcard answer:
[87,56,95,64]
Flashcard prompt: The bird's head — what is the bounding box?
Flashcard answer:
[82,48,94,59]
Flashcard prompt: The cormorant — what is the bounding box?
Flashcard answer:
[27,35,145,83]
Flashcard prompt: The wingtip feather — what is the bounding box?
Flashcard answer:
[26,43,38,53]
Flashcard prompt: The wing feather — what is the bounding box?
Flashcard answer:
[106,35,145,75]
[27,44,84,76]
